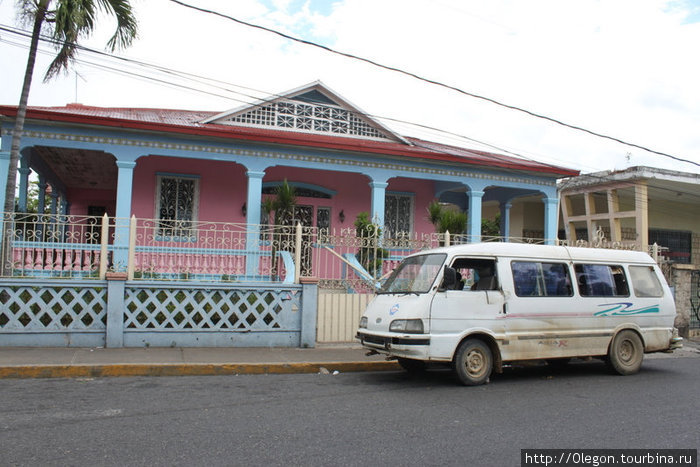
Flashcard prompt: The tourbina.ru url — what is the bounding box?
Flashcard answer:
[521,449,697,467]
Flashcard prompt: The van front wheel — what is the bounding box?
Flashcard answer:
[607,330,644,375]
[454,339,492,386]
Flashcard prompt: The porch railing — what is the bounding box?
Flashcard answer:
[2,212,663,289]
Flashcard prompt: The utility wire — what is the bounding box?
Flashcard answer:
[3,23,700,208]
[167,0,700,169]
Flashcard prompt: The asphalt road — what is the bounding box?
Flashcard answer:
[0,357,698,466]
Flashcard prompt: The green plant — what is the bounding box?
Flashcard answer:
[262,180,298,278]
[481,214,501,237]
[427,200,502,238]
[354,212,388,278]
[262,179,297,226]
[427,200,467,234]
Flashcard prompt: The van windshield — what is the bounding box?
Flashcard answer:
[379,254,447,294]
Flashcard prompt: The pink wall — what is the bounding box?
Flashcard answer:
[387,177,436,235]
[265,166,371,230]
[131,155,248,222]
[264,168,436,234]
[117,157,437,234]
[67,188,117,216]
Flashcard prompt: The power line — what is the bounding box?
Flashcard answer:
[167,0,700,169]
[0,23,555,166]
[3,22,700,209]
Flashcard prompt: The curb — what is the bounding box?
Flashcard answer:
[0,361,401,379]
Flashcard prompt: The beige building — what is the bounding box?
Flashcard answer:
[559,166,700,267]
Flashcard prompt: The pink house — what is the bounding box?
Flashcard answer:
[1,81,578,283]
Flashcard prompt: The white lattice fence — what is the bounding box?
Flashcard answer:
[0,280,107,346]
[124,287,299,330]
[120,284,307,347]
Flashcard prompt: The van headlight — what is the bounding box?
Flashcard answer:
[389,319,424,334]
[359,316,368,329]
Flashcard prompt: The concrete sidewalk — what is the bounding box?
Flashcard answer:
[1,338,697,379]
[0,345,400,379]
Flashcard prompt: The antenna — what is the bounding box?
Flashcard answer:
[74,71,87,103]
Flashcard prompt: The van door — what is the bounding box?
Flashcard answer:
[429,257,504,360]
[503,260,579,360]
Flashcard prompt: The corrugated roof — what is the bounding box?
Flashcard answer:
[0,103,579,177]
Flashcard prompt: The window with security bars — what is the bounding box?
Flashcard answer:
[385,193,413,237]
[156,175,199,240]
[228,100,390,139]
[649,229,691,264]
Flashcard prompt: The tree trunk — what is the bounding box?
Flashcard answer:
[2,1,49,275]
[4,1,49,214]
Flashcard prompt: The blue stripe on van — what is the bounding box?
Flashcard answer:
[594,302,660,317]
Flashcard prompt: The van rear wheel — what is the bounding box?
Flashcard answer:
[607,330,644,375]
[454,339,492,386]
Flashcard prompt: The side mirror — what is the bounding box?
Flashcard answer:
[440,266,456,291]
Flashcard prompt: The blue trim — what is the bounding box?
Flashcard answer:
[263,181,337,197]
[156,172,200,179]
[387,191,415,197]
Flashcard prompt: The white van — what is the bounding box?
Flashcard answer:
[356,243,682,385]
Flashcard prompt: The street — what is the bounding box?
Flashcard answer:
[1,356,698,466]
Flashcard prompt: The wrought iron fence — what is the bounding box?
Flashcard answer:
[1,212,110,279]
[3,212,665,288]
[691,270,700,330]
[129,218,296,283]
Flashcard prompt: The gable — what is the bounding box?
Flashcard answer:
[201,81,408,144]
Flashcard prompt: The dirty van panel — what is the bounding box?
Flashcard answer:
[502,260,607,360]
[429,257,504,360]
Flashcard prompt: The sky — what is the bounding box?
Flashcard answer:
[0,0,699,175]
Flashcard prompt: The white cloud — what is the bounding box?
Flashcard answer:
[0,0,698,173]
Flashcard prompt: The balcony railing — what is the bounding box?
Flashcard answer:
[1,212,656,290]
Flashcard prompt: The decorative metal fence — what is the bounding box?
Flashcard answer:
[2,212,664,290]
[691,270,700,330]
[129,218,296,283]
[1,213,110,279]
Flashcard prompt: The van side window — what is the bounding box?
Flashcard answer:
[629,266,664,297]
[449,258,498,291]
[574,264,629,297]
[511,261,572,297]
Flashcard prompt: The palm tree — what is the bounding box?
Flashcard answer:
[4,0,138,214]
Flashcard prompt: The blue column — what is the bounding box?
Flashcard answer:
[17,166,30,213]
[245,170,265,278]
[105,275,126,348]
[115,161,136,219]
[113,161,136,271]
[468,190,484,242]
[0,151,9,215]
[37,175,46,214]
[543,197,559,245]
[49,191,59,215]
[369,181,388,228]
[300,279,318,348]
[0,152,10,260]
[499,202,512,241]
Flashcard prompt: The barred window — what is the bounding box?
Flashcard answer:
[155,175,199,241]
[385,193,413,237]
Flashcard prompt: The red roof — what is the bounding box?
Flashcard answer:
[0,103,579,177]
